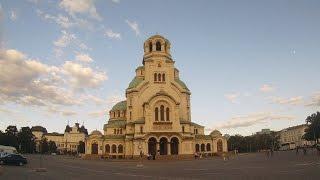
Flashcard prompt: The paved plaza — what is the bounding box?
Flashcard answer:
[0,151,319,180]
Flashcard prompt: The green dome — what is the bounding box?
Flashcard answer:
[175,78,189,91]
[127,77,144,89]
[111,101,127,111]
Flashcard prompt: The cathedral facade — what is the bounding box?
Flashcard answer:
[85,35,227,158]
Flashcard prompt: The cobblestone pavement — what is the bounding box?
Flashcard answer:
[0,150,319,180]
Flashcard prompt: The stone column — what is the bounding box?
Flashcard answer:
[167,142,171,155]
[156,142,160,155]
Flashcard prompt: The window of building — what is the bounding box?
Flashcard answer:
[149,42,152,52]
[120,129,122,134]
[140,126,143,133]
[156,41,161,51]
[154,73,157,82]
[155,107,159,121]
[182,126,185,133]
[166,107,170,121]
[116,129,119,134]
[114,129,116,134]
[162,73,165,81]
[129,111,132,120]
[118,111,120,117]
[160,105,165,121]
[158,73,161,82]
[113,112,115,118]
[105,144,110,153]
[112,144,117,153]
[118,145,123,153]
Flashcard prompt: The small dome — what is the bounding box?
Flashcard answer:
[111,101,127,111]
[210,130,222,137]
[145,34,170,44]
[90,130,102,136]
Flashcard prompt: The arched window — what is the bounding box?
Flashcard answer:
[105,144,110,153]
[158,73,161,82]
[120,129,122,134]
[206,143,211,152]
[166,107,170,121]
[201,144,205,152]
[162,74,165,81]
[112,144,117,153]
[155,107,159,121]
[113,111,115,118]
[149,42,153,52]
[117,129,119,134]
[129,111,132,120]
[182,126,185,133]
[118,111,120,117]
[154,73,157,82]
[113,129,116,134]
[156,41,161,51]
[140,126,143,133]
[195,144,200,152]
[118,145,123,153]
[160,105,164,121]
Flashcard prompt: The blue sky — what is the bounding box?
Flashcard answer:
[0,0,320,135]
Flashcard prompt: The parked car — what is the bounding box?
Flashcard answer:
[0,154,27,166]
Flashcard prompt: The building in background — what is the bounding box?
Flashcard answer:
[278,124,311,150]
[31,123,88,153]
[85,35,228,159]
[256,129,271,135]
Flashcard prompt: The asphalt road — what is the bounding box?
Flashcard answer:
[0,151,319,180]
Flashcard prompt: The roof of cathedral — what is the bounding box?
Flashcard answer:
[90,130,102,136]
[104,120,126,129]
[210,130,222,137]
[146,34,170,43]
[175,78,189,91]
[127,77,144,89]
[46,132,64,136]
[136,66,144,70]
[111,101,127,111]
[195,134,212,140]
[103,135,125,140]
[31,126,47,133]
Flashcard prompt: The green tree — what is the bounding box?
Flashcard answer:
[48,141,57,153]
[39,138,49,154]
[77,141,85,154]
[0,126,19,149]
[17,127,36,153]
[304,112,320,143]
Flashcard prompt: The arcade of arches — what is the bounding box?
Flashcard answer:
[85,35,228,158]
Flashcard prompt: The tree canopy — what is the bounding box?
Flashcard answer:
[304,111,320,143]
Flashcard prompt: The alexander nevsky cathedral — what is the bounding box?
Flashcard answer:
[85,35,227,159]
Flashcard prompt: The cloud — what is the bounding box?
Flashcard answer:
[270,96,304,105]
[36,10,92,30]
[305,92,320,107]
[224,93,239,103]
[61,110,77,116]
[125,19,140,36]
[10,10,17,21]
[260,84,275,93]
[63,61,107,89]
[59,0,102,21]
[53,30,89,57]
[105,29,121,40]
[213,112,294,130]
[53,30,76,48]
[88,110,106,118]
[111,0,120,3]
[0,49,107,107]
[75,53,93,63]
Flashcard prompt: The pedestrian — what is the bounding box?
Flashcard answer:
[296,146,299,155]
[303,147,307,155]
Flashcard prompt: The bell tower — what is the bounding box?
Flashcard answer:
[142,35,172,65]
